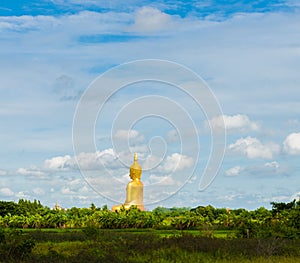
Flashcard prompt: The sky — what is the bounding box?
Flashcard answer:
[0,0,300,210]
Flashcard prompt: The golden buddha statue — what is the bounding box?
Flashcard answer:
[112,153,145,211]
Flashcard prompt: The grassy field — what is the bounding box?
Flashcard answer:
[1,228,299,262]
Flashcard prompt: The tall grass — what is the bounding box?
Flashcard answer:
[1,228,300,262]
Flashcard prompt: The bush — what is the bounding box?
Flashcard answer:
[0,228,35,262]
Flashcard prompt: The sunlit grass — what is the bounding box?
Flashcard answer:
[32,242,300,263]
[32,241,90,257]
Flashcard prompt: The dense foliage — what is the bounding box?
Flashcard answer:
[0,199,299,239]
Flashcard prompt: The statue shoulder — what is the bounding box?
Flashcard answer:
[128,180,143,187]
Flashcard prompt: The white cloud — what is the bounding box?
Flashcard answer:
[81,149,193,182]
[160,153,194,173]
[33,187,45,196]
[0,11,131,37]
[146,175,178,186]
[61,186,76,195]
[0,169,8,176]
[113,129,144,142]
[15,149,116,178]
[69,178,83,186]
[17,167,47,177]
[225,166,243,176]
[285,0,300,7]
[264,161,280,169]
[76,148,118,170]
[0,15,60,31]
[39,150,194,176]
[291,192,300,201]
[209,114,259,132]
[260,195,290,203]
[15,191,30,199]
[133,7,173,32]
[229,136,280,159]
[78,185,91,194]
[283,132,300,155]
[143,155,163,170]
[44,155,74,171]
[225,162,284,178]
[0,187,14,197]
[128,145,149,154]
[220,193,243,201]
[238,161,287,178]
[18,149,120,175]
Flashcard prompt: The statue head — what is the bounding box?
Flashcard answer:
[129,153,142,180]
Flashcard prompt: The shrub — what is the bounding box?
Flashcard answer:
[0,228,35,262]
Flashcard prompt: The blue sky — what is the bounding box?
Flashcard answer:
[0,0,300,210]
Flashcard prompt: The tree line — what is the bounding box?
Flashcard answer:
[0,199,299,238]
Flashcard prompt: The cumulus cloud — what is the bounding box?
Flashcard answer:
[142,154,162,170]
[229,136,280,159]
[41,150,193,175]
[0,187,14,197]
[283,132,300,155]
[76,148,119,170]
[14,149,120,181]
[225,166,243,176]
[44,149,119,171]
[44,155,74,171]
[209,114,259,133]
[159,153,194,173]
[15,149,117,177]
[133,7,173,32]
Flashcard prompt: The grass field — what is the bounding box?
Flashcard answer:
[1,228,299,262]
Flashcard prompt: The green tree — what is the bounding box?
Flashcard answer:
[0,201,18,216]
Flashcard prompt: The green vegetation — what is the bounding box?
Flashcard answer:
[0,199,300,262]
[0,228,300,262]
